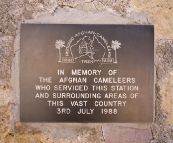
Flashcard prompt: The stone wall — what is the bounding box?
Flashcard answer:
[0,0,173,142]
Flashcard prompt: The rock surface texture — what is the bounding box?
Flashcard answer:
[0,0,173,142]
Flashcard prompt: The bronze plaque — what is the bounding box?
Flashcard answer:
[20,24,154,122]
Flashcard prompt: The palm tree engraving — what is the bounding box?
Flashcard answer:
[111,40,121,63]
[55,40,65,62]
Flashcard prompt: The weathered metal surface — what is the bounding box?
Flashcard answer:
[20,24,154,122]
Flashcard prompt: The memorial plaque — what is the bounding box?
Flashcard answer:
[20,24,154,122]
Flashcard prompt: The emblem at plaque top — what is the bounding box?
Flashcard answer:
[55,31,121,64]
